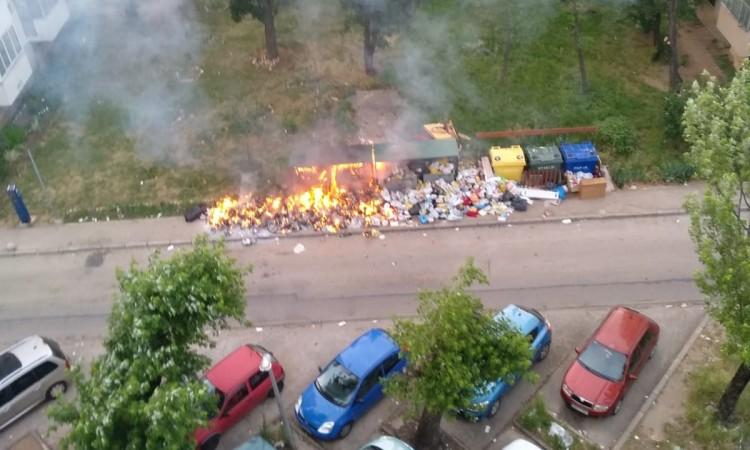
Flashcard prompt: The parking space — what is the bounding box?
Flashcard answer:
[441,304,705,450]
[1,304,705,450]
[537,304,705,449]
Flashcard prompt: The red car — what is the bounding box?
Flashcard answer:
[560,306,659,416]
[195,345,285,450]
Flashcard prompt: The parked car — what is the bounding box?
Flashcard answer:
[359,435,415,450]
[502,438,543,450]
[295,328,406,440]
[233,436,276,450]
[0,336,70,431]
[195,344,284,450]
[458,304,552,420]
[561,306,659,416]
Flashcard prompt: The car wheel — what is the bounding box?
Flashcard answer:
[46,381,67,401]
[613,398,623,416]
[338,423,352,439]
[487,399,501,418]
[200,434,221,450]
[268,380,284,398]
[537,343,551,362]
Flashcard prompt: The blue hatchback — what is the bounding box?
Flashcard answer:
[295,328,406,440]
[459,304,552,421]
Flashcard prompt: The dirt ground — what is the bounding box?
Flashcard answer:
[640,4,732,91]
[621,320,722,450]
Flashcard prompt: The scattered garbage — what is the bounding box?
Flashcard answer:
[167,245,175,252]
[337,321,347,327]
[484,425,491,434]
[293,243,305,254]
[548,422,574,449]
[561,218,572,224]
[255,327,263,333]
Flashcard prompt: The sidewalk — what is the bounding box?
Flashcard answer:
[0,182,704,256]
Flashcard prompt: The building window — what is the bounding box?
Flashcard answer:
[0,26,23,79]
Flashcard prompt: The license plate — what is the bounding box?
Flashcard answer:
[570,402,589,415]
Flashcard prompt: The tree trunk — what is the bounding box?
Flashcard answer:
[652,12,662,48]
[572,0,588,94]
[415,408,442,449]
[716,362,750,423]
[363,20,376,76]
[263,0,279,60]
[668,0,681,90]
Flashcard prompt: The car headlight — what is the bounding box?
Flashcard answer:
[562,384,572,396]
[592,404,609,412]
[317,421,335,434]
[295,396,302,414]
[473,400,490,409]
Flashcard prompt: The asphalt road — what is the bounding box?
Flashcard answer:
[0,216,701,346]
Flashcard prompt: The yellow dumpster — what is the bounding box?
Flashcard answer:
[489,145,526,181]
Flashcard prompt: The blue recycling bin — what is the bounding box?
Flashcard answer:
[7,184,31,224]
[559,141,600,174]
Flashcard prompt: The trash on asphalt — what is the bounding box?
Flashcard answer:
[293,243,305,254]
[338,321,347,327]
[255,327,263,333]
[561,219,572,224]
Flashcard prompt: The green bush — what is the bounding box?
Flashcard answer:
[611,164,645,188]
[661,159,695,183]
[0,125,26,152]
[519,396,552,433]
[596,117,637,156]
[663,92,687,141]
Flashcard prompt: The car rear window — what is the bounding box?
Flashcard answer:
[0,352,22,380]
[42,337,66,361]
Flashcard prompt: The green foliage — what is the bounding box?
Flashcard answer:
[596,116,638,156]
[49,237,248,450]
[610,163,645,188]
[663,91,687,141]
[518,396,552,432]
[0,125,27,151]
[660,159,694,183]
[341,0,417,49]
[384,259,534,418]
[229,0,280,23]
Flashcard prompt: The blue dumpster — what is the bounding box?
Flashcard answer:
[559,142,599,174]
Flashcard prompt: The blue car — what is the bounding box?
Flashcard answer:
[294,328,406,440]
[459,304,552,421]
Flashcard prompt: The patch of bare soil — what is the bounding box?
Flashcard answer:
[621,320,722,450]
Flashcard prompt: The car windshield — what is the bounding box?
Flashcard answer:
[578,340,627,382]
[315,360,360,407]
[204,379,225,419]
[0,352,21,380]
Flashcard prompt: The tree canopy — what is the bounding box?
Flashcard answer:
[49,237,248,449]
[385,259,533,448]
[684,60,750,422]
[230,0,286,59]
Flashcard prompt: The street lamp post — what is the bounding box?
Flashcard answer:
[260,353,296,449]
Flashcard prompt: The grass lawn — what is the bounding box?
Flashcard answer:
[0,0,707,223]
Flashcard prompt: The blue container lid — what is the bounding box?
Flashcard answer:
[559,141,599,163]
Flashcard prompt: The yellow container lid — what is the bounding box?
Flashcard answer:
[489,145,526,167]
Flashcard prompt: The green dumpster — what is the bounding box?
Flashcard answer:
[522,145,563,187]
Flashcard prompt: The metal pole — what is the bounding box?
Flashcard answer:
[26,148,45,190]
[269,370,296,450]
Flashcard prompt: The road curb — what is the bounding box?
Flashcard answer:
[611,313,710,450]
[0,208,687,258]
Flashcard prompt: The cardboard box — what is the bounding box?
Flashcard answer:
[579,177,606,199]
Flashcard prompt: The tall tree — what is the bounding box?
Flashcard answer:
[385,260,533,449]
[230,0,286,60]
[563,0,588,94]
[683,61,750,423]
[342,0,417,75]
[629,0,665,58]
[49,237,248,449]
[667,0,681,90]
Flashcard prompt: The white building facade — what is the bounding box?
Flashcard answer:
[0,0,68,107]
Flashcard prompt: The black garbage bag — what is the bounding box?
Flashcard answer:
[502,190,515,203]
[511,197,528,212]
[184,203,208,222]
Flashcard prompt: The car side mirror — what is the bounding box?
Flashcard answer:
[575,346,582,354]
[628,373,638,381]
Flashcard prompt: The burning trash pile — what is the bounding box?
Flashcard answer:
[206,160,534,236]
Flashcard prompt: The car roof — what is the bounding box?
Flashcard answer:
[337,329,399,378]
[206,345,261,393]
[502,438,542,450]
[1,336,51,380]
[594,307,651,354]
[360,435,415,450]
[496,304,541,336]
